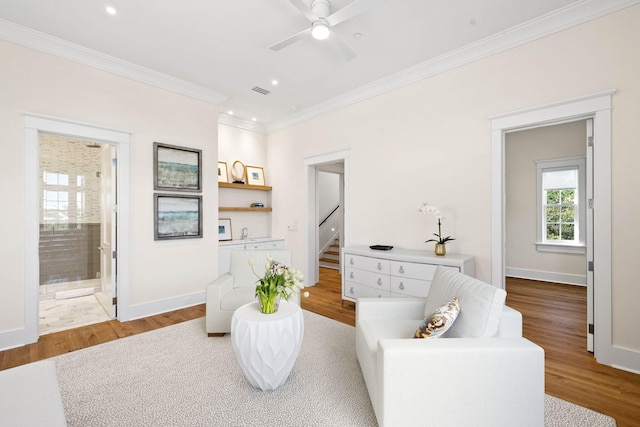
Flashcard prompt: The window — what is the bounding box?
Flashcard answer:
[536,157,586,254]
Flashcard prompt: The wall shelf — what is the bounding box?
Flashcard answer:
[218,182,272,191]
[218,182,272,212]
[218,207,272,212]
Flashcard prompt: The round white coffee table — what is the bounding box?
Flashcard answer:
[231,300,304,391]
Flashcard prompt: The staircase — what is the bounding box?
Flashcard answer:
[319,238,340,270]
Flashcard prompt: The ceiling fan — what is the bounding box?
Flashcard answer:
[269,0,378,61]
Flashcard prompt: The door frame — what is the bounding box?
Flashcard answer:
[304,149,350,286]
[24,114,131,343]
[490,90,613,365]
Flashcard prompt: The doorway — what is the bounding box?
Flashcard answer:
[304,150,349,286]
[317,164,344,270]
[38,133,115,334]
[504,120,591,349]
[23,114,131,345]
[491,90,614,365]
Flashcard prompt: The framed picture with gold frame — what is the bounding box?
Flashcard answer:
[217,161,228,183]
[245,165,265,186]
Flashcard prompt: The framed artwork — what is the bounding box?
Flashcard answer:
[218,218,232,241]
[154,142,202,192]
[154,194,202,240]
[218,161,229,183]
[245,165,265,186]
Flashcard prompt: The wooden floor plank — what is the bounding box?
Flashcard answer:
[1,270,638,426]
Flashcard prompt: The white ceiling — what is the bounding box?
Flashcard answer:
[0,0,633,132]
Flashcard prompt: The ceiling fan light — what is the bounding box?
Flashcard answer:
[311,22,330,40]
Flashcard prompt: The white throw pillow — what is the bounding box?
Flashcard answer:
[414,296,460,339]
[423,267,506,338]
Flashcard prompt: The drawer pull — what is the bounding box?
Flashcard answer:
[399,282,405,290]
[398,266,405,274]
[350,272,354,279]
[350,258,354,265]
[349,287,354,294]
[377,278,382,286]
[377,262,382,270]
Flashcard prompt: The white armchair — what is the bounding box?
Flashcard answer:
[206,249,293,336]
[355,267,545,427]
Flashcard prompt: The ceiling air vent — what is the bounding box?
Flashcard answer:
[252,86,270,95]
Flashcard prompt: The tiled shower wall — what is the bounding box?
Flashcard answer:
[39,133,102,286]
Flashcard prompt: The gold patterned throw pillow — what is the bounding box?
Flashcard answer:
[414,296,460,339]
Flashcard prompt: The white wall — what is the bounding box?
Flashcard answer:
[217,123,270,239]
[318,171,340,220]
[0,40,219,346]
[267,5,640,358]
[505,121,587,284]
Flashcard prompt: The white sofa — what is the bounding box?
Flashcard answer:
[356,266,545,427]
[206,249,295,336]
[0,360,67,426]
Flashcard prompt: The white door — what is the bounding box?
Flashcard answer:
[97,144,117,318]
[586,118,594,352]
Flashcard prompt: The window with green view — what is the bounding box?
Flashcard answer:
[544,188,575,241]
[536,156,586,251]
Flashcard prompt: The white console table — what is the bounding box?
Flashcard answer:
[342,246,475,303]
[218,238,285,274]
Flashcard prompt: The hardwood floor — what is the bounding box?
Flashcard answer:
[506,277,640,427]
[2,267,639,426]
[0,305,206,370]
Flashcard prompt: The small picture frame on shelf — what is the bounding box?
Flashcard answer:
[218,218,232,241]
[217,161,228,183]
[245,165,265,186]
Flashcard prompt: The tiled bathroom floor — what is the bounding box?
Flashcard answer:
[39,278,102,299]
[39,294,111,335]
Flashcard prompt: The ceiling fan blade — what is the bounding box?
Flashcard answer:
[288,0,318,22]
[329,34,357,61]
[326,0,381,27]
[269,27,312,51]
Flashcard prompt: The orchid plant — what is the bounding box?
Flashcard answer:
[418,202,455,245]
[250,256,304,314]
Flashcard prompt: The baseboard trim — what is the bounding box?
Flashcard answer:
[0,328,36,352]
[506,267,586,286]
[608,346,640,375]
[127,290,205,321]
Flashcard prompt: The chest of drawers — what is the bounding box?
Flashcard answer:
[342,246,475,302]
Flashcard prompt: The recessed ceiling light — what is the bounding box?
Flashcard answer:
[271,80,278,86]
[228,111,234,115]
[252,117,257,122]
[105,6,117,15]
[353,33,363,39]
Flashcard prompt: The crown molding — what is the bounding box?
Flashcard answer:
[0,19,228,105]
[264,0,640,134]
[1,0,637,134]
[218,113,266,134]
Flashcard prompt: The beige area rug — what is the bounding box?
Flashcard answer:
[52,311,616,426]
